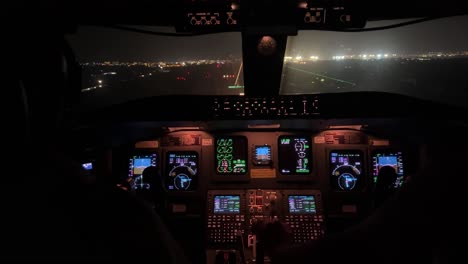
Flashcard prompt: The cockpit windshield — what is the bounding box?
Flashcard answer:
[68,16,468,110]
[281,16,468,108]
[67,28,244,109]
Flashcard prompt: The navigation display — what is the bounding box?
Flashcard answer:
[278,136,311,174]
[215,136,247,175]
[128,154,157,190]
[166,152,198,191]
[330,150,363,191]
[288,195,317,214]
[253,145,272,165]
[372,151,405,188]
[214,195,241,214]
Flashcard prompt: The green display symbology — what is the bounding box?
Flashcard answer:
[216,137,247,174]
[278,136,311,175]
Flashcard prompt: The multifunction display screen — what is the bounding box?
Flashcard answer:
[215,137,247,175]
[166,152,198,191]
[288,195,317,214]
[253,145,272,165]
[278,136,311,175]
[372,151,405,188]
[128,154,157,190]
[213,195,241,214]
[330,151,363,191]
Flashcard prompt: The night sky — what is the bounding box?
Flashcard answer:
[67,15,468,62]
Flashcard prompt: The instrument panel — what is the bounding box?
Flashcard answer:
[119,129,414,263]
[124,130,409,192]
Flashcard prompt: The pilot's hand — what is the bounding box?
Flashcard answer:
[251,218,292,256]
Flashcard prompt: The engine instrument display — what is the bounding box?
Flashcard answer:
[288,195,317,214]
[215,136,247,175]
[128,154,157,190]
[278,136,311,174]
[213,195,241,214]
[330,151,363,191]
[166,152,198,191]
[372,151,405,188]
[253,145,272,165]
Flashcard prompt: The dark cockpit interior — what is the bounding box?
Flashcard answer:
[4,1,468,263]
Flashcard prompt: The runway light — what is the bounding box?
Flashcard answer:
[295,56,302,60]
[384,54,389,57]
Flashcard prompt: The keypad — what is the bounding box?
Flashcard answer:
[285,215,325,243]
[207,215,245,244]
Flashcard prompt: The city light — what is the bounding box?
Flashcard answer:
[79,50,468,95]
[333,56,345,60]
